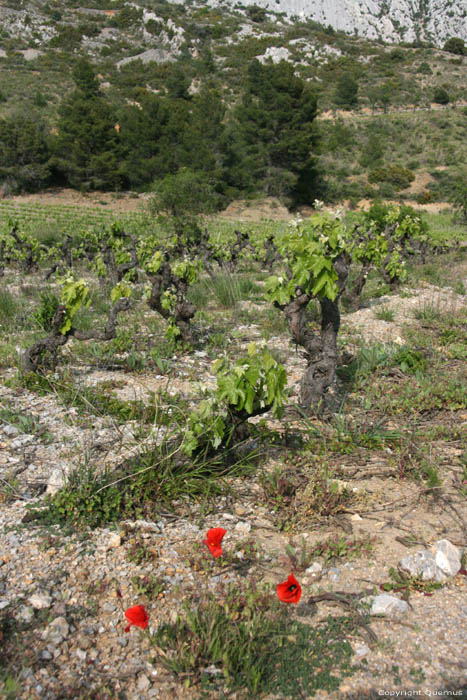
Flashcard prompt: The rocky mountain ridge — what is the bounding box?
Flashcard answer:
[0,0,465,52]
[181,0,466,46]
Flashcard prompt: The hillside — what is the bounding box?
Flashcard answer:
[1,0,465,115]
[0,0,465,207]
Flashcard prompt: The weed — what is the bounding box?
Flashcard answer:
[187,280,209,309]
[285,535,376,569]
[328,413,403,453]
[151,585,359,697]
[409,667,426,685]
[0,472,20,504]
[28,433,251,527]
[337,342,393,383]
[452,451,467,497]
[205,330,231,353]
[0,290,18,328]
[392,664,402,685]
[209,273,244,308]
[362,369,466,415]
[296,466,353,519]
[149,350,172,375]
[0,406,53,441]
[381,567,444,595]
[259,465,298,511]
[453,279,466,295]
[389,437,442,487]
[0,674,20,700]
[257,306,288,338]
[131,575,164,600]
[125,350,145,371]
[126,534,159,565]
[373,305,395,322]
[389,347,427,375]
[32,289,60,331]
[413,302,444,322]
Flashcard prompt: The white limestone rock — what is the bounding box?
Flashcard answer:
[361,593,409,618]
[399,550,442,581]
[434,539,461,578]
[28,593,52,610]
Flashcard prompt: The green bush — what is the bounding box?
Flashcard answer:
[110,6,143,29]
[368,163,415,190]
[433,87,450,105]
[443,37,465,56]
[416,61,432,74]
[247,5,267,22]
[49,25,83,49]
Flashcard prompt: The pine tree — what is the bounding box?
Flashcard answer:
[228,60,319,205]
[0,112,50,192]
[53,60,121,190]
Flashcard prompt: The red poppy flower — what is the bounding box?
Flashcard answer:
[203,527,227,558]
[124,605,149,632]
[277,572,302,604]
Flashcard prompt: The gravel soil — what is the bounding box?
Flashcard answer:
[0,278,466,700]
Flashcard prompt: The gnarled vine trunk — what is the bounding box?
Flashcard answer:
[147,262,196,344]
[279,253,350,413]
[22,298,131,373]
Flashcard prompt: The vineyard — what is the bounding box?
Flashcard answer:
[0,199,466,699]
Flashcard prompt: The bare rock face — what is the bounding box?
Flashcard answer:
[195,0,467,46]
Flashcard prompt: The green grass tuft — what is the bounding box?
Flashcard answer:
[152,586,359,697]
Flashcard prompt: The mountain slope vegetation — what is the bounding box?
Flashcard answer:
[0,0,465,205]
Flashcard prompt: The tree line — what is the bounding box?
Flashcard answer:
[0,58,322,208]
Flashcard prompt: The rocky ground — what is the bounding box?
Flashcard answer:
[0,274,466,699]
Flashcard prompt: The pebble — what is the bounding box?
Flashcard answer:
[362,593,409,618]
[44,617,70,645]
[327,567,340,581]
[354,642,370,657]
[399,550,441,581]
[137,674,151,692]
[235,521,251,535]
[2,424,19,437]
[106,532,122,549]
[29,592,52,609]
[305,562,322,574]
[102,603,117,613]
[18,605,34,622]
[10,434,35,449]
